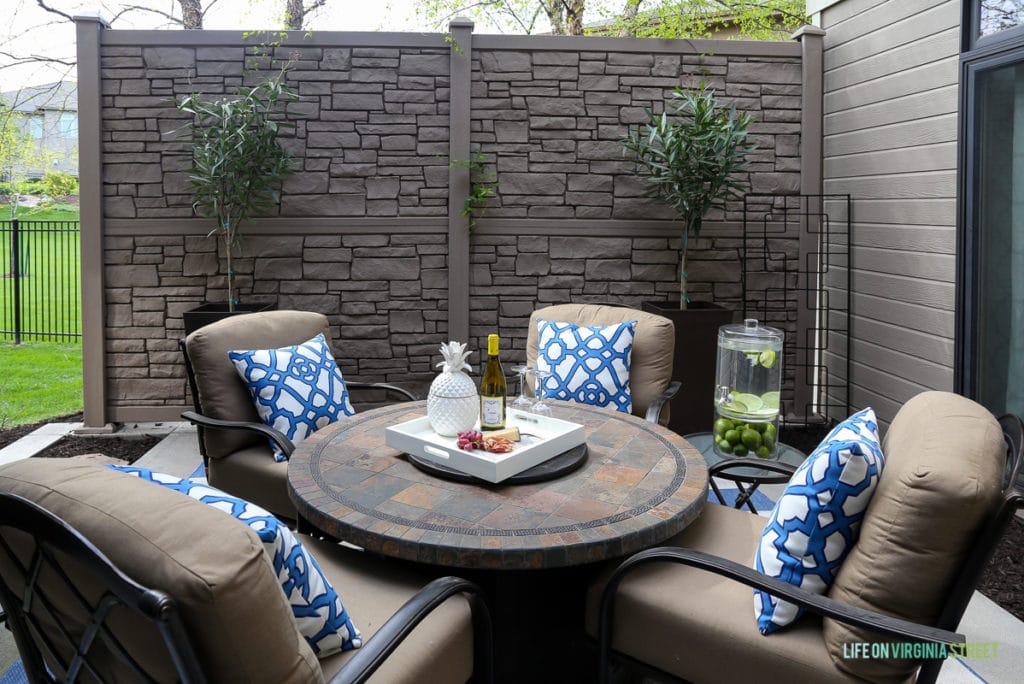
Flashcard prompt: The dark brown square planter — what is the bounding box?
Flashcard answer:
[642,301,736,436]
[182,301,276,337]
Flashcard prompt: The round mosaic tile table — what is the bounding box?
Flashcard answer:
[287,400,708,570]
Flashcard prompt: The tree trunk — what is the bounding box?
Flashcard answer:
[178,0,203,29]
[679,250,688,310]
[284,0,304,30]
[618,0,643,36]
[565,0,586,35]
[543,1,565,35]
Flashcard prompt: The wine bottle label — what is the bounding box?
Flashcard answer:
[480,395,505,428]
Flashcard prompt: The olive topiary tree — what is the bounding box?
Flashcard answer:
[177,74,295,311]
[623,84,757,309]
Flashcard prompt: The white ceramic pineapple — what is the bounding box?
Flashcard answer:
[427,341,479,436]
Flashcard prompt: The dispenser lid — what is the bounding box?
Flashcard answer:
[718,318,784,351]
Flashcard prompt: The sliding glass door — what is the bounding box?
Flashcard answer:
[959,3,1024,417]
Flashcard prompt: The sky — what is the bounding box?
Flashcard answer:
[0,0,434,89]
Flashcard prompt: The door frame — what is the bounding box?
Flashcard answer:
[956,4,1024,399]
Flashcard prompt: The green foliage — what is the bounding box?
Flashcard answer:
[177,73,295,309]
[0,103,32,178]
[416,1,806,38]
[623,84,757,307]
[41,171,78,197]
[450,148,497,233]
[0,343,83,426]
[603,1,808,40]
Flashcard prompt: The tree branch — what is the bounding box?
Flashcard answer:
[0,51,76,68]
[108,4,185,26]
[34,0,74,22]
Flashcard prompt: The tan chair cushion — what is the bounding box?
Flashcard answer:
[0,459,321,683]
[824,391,1005,681]
[207,443,295,520]
[526,304,674,421]
[585,503,867,683]
[309,538,474,683]
[185,310,332,458]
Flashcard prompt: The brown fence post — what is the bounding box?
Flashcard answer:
[447,18,474,344]
[793,25,826,422]
[75,14,111,429]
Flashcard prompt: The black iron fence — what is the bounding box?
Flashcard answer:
[0,219,82,343]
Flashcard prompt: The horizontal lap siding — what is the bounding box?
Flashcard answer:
[821,0,960,424]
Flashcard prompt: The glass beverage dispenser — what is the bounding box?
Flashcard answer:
[713,319,784,459]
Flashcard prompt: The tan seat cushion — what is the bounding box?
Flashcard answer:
[185,310,332,458]
[585,503,866,683]
[309,538,474,684]
[824,391,1005,681]
[0,459,321,683]
[527,304,674,421]
[207,443,295,520]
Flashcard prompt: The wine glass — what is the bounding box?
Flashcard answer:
[511,364,533,411]
[530,368,553,417]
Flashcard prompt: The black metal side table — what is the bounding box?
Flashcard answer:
[685,432,808,513]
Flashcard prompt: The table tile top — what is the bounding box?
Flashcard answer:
[288,401,708,569]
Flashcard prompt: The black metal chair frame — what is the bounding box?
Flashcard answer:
[597,413,1024,684]
[0,493,205,683]
[645,381,682,425]
[0,492,495,684]
[179,338,418,462]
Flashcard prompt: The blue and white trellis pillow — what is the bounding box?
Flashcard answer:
[108,465,362,657]
[754,408,885,635]
[229,333,354,462]
[536,318,637,414]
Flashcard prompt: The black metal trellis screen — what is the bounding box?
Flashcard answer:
[0,219,82,343]
[741,194,851,426]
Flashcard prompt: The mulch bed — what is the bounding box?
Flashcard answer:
[0,416,1022,621]
[1,413,159,464]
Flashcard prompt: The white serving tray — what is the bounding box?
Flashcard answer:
[384,408,586,484]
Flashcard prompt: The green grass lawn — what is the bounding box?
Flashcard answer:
[0,343,83,427]
[1,216,81,342]
[0,203,80,222]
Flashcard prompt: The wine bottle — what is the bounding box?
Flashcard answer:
[479,334,506,430]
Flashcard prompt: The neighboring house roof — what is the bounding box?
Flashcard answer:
[1,81,78,113]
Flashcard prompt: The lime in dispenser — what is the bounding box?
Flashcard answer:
[713,319,784,459]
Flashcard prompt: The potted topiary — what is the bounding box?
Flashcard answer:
[622,83,758,434]
[177,73,295,335]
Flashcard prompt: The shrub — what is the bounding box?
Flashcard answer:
[19,178,45,195]
[41,171,77,197]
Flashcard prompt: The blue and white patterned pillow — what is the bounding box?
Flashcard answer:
[229,333,354,462]
[754,408,885,634]
[536,318,636,414]
[108,465,361,657]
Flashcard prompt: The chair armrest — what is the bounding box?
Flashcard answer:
[345,382,419,402]
[597,546,964,684]
[328,576,493,684]
[180,411,295,459]
[644,381,681,424]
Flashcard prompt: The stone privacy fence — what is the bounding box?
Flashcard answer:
[74,16,822,426]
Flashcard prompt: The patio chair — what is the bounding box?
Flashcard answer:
[588,391,1024,683]
[525,303,680,425]
[180,310,416,521]
[0,458,493,684]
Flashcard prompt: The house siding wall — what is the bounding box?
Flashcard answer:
[819,0,960,423]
